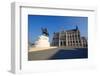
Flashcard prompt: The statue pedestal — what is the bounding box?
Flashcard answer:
[34,35,50,47]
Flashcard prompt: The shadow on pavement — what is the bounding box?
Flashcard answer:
[49,48,88,59]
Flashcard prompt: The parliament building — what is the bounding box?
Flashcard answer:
[52,26,87,48]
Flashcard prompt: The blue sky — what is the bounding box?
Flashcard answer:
[28,15,88,43]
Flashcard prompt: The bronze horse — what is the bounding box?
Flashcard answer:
[41,27,49,36]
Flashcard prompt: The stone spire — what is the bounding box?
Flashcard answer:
[76,26,78,30]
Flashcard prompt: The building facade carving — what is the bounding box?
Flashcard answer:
[52,26,87,48]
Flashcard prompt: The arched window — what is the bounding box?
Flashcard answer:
[60,41,62,46]
[64,41,66,46]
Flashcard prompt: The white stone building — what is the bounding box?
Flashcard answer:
[52,26,87,48]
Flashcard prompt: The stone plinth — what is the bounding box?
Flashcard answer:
[34,35,50,48]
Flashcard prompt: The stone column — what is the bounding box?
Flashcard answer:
[66,32,68,46]
[59,32,60,47]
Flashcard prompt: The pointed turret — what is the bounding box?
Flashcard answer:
[76,26,78,30]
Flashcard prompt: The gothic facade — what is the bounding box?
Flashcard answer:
[52,26,87,48]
